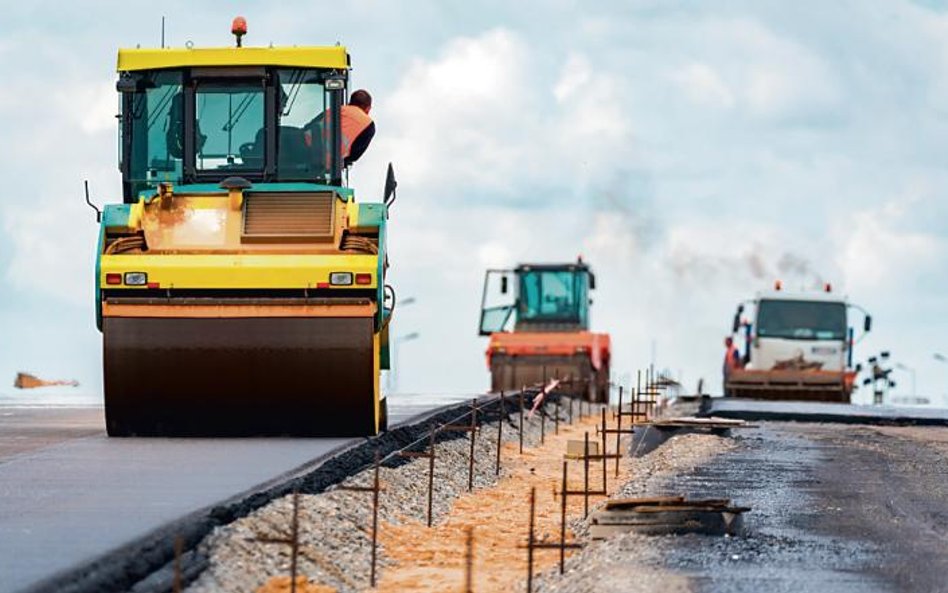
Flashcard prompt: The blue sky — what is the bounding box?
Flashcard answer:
[0,1,946,404]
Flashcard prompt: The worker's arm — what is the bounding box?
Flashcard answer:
[345,122,376,166]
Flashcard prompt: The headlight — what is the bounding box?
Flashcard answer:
[329,272,353,286]
[124,272,148,286]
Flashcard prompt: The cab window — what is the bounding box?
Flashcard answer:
[194,81,265,172]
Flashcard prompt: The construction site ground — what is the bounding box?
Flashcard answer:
[5,398,948,593]
[210,409,948,593]
[538,421,948,593]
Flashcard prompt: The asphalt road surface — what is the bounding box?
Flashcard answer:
[655,421,948,593]
[0,396,468,593]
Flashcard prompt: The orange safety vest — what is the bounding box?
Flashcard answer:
[340,105,373,159]
[724,345,741,372]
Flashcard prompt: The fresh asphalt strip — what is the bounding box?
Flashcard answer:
[700,397,948,426]
[21,395,519,593]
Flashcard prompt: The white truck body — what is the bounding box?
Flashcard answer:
[726,286,871,402]
[745,290,849,372]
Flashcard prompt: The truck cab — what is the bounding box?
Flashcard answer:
[726,283,872,402]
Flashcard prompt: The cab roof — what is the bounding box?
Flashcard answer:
[516,261,591,273]
[116,46,349,72]
[757,289,848,304]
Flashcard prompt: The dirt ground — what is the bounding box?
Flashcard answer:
[371,411,626,592]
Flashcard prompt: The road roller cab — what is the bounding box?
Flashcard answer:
[95,25,395,436]
[478,259,611,401]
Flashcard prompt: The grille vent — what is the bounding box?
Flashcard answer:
[241,192,335,243]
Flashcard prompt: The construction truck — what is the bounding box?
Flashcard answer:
[724,282,872,402]
[92,19,395,436]
[478,260,611,401]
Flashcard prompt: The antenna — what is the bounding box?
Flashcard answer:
[161,16,166,48]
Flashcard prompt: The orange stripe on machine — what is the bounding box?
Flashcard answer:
[486,331,611,370]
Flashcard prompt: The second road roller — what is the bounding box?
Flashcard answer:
[478,259,611,401]
[93,20,396,436]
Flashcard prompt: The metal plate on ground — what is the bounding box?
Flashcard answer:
[590,496,749,538]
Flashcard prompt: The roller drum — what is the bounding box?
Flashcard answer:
[104,316,377,436]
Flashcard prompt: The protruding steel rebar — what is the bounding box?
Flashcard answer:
[173,536,183,593]
[371,452,380,585]
[525,482,582,592]
[527,487,536,593]
[540,395,546,445]
[560,461,567,574]
[464,526,474,593]
[615,386,623,477]
[496,394,505,475]
[428,429,435,526]
[469,399,478,491]
[554,394,560,436]
[252,490,302,593]
[601,408,608,494]
[583,431,590,517]
[290,492,300,592]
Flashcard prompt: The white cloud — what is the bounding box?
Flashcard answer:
[670,62,735,108]
[3,199,98,306]
[370,30,633,202]
[837,195,946,292]
[374,29,536,194]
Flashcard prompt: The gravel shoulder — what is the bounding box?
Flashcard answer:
[535,431,737,593]
[537,421,948,593]
[185,401,600,593]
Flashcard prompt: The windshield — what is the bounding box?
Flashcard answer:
[124,70,184,198]
[757,299,847,341]
[519,270,587,323]
[195,81,264,172]
[120,67,341,200]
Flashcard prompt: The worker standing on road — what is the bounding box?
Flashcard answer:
[723,336,742,393]
[304,89,376,166]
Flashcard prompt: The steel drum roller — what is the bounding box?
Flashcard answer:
[104,315,376,436]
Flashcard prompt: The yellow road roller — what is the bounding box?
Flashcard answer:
[94,21,396,436]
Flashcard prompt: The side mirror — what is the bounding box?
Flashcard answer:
[84,180,101,223]
[500,276,508,294]
[589,273,596,290]
[732,304,745,333]
[864,315,872,332]
[383,163,397,209]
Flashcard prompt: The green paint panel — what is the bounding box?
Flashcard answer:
[103,204,132,232]
[357,203,386,228]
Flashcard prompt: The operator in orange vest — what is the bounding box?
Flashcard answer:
[340,90,375,165]
[303,89,375,166]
